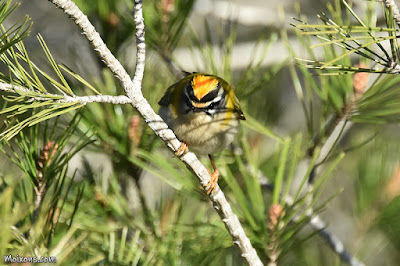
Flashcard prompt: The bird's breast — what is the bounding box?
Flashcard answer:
[171,111,239,155]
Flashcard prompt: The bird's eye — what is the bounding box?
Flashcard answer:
[209,99,221,110]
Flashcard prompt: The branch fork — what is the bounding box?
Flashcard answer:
[46,0,263,264]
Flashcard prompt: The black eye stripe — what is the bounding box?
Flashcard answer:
[199,83,220,103]
[186,80,222,103]
[185,82,196,101]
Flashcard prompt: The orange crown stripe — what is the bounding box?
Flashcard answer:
[192,75,218,100]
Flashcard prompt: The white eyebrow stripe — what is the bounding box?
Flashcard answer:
[211,95,222,103]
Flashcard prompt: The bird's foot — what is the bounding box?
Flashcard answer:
[206,169,219,194]
[175,142,188,157]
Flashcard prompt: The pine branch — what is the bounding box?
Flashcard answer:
[293,0,400,75]
[297,70,369,262]
[257,171,365,266]
[47,0,263,264]
[308,66,369,184]
[303,214,365,266]
[0,82,132,104]
[286,68,369,265]
[380,0,400,27]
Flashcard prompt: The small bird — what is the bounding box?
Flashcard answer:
[158,73,245,194]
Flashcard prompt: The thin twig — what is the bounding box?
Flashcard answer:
[159,50,184,79]
[304,213,365,266]
[47,0,262,264]
[0,82,132,104]
[61,95,131,104]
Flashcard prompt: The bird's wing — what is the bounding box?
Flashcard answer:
[158,82,178,106]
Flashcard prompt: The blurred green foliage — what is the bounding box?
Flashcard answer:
[1,0,400,265]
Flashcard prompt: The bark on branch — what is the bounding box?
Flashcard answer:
[0,82,132,104]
